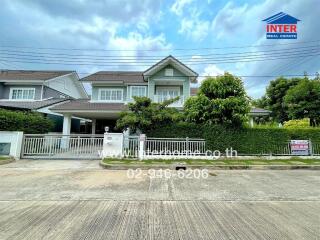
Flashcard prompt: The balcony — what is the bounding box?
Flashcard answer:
[153,95,185,107]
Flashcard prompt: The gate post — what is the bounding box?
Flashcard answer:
[102,132,124,158]
[138,134,146,160]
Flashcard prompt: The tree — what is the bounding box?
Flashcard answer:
[264,77,300,123]
[284,79,320,126]
[251,95,268,109]
[184,72,250,126]
[116,96,182,133]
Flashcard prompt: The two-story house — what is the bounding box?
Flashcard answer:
[51,56,198,134]
[0,70,88,132]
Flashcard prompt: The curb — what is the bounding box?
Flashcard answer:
[0,158,15,165]
[99,161,320,170]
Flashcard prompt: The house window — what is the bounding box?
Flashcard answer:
[165,68,174,76]
[156,87,180,102]
[98,88,123,101]
[130,86,147,98]
[10,88,35,100]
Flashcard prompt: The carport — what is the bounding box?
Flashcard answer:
[50,99,127,134]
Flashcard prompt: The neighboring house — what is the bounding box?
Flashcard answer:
[248,107,272,127]
[0,70,88,132]
[51,56,198,134]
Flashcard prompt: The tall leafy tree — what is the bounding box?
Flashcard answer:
[284,79,320,126]
[184,73,250,126]
[264,77,300,123]
[116,96,182,133]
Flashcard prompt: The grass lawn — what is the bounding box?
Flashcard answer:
[0,156,13,165]
[102,157,320,166]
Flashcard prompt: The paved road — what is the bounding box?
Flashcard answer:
[0,160,319,239]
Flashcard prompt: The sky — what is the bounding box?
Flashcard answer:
[0,0,319,98]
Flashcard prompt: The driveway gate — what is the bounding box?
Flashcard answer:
[21,134,104,159]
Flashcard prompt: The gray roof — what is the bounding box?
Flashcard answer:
[50,99,127,111]
[250,107,272,114]
[144,55,198,77]
[0,98,68,110]
[80,56,198,83]
[80,71,145,83]
[0,70,74,81]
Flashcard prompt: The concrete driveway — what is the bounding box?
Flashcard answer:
[0,160,319,239]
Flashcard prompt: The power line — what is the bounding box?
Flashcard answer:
[2,48,320,63]
[0,44,319,59]
[276,55,317,75]
[0,68,317,78]
[0,39,319,52]
[1,52,320,66]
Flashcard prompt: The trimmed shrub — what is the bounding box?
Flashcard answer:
[283,118,310,128]
[146,122,320,154]
[0,109,54,134]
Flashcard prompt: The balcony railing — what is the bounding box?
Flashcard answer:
[153,95,185,107]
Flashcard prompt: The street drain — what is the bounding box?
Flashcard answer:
[176,166,186,171]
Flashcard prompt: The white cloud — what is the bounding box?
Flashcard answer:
[197,64,224,83]
[179,17,210,41]
[0,0,173,95]
[211,2,248,39]
[109,32,171,62]
[170,0,194,16]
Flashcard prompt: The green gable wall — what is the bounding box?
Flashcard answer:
[147,64,190,99]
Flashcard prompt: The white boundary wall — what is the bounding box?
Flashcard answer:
[102,132,124,158]
[0,131,23,159]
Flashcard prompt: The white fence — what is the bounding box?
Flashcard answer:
[20,132,319,160]
[123,136,139,158]
[22,134,104,159]
[145,137,206,156]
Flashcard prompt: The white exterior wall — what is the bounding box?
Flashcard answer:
[46,74,85,99]
[0,131,23,159]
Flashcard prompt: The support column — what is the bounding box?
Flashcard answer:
[62,114,72,135]
[249,117,254,128]
[61,114,72,148]
[138,134,146,160]
[91,119,96,135]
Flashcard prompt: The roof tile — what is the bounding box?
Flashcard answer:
[50,99,127,111]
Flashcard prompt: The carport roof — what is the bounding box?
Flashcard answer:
[249,107,271,116]
[50,99,127,111]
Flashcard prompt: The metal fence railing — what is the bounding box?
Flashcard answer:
[145,137,206,155]
[233,141,320,156]
[123,136,139,158]
[22,134,104,159]
[311,141,320,156]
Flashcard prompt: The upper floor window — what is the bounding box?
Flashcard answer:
[10,88,35,100]
[130,86,147,98]
[165,68,174,76]
[98,88,123,102]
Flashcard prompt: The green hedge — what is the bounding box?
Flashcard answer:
[146,123,320,154]
[0,109,54,134]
